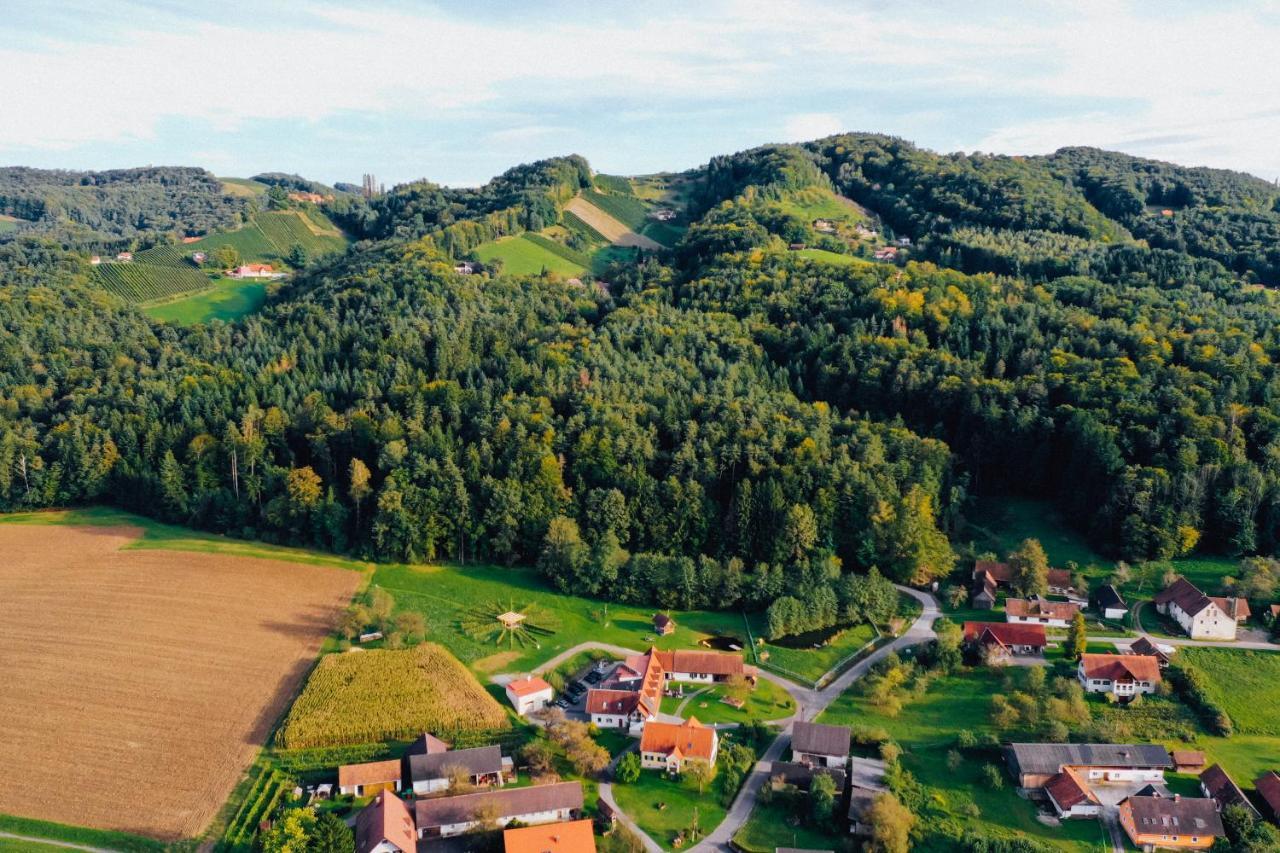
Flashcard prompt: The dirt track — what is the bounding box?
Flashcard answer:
[0,525,361,840]
[564,196,662,250]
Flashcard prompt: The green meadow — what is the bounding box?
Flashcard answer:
[475,234,588,277]
[143,275,268,325]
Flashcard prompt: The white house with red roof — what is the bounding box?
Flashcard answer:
[505,675,553,717]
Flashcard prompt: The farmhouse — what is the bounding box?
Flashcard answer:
[116,251,133,261]
[791,721,851,768]
[1095,584,1128,620]
[653,612,675,635]
[1043,766,1101,818]
[971,571,997,609]
[453,261,475,275]
[963,622,1047,662]
[356,791,417,853]
[587,646,751,732]
[1006,743,1172,789]
[769,761,847,792]
[651,648,753,684]
[1127,636,1174,667]
[1199,764,1260,819]
[847,786,883,837]
[1005,596,1081,627]
[1154,578,1247,640]
[1254,771,1280,824]
[413,781,583,837]
[650,209,677,221]
[505,675,554,717]
[973,560,1078,597]
[339,758,402,797]
[191,251,207,264]
[406,743,512,794]
[1118,794,1223,851]
[586,688,654,730]
[90,255,101,265]
[639,717,718,772]
[812,218,836,232]
[1077,654,1161,697]
[503,819,596,853]
[873,247,897,261]
[230,263,276,278]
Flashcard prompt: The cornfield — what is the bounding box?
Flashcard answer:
[278,643,509,749]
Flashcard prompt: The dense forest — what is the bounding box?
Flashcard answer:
[5,135,1280,613]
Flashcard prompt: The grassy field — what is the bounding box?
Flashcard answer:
[610,770,728,851]
[143,275,268,324]
[0,814,164,853]
[179,211,346,264]
[0,214,25,234]
[733,798,842,853]
[475,234,588,277]
[759,622,879,685]
[219,177,270,198]
[666,677,795,725]
[278,643,510,748]
[775,186,867,224]
[818,668,1106,851]
[792,247,869,267]
[372,561,750,674]
[1178,648,1280,735]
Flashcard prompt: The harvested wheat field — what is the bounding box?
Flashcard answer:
[0,525,362,840]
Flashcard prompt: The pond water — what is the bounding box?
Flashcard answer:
[700,635,744,651]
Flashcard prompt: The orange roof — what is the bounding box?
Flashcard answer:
[585,689,641,715]
[1080,653,1161,683]
[653,648,744,677]
[507,675,552,697]
[356,791,415,853]
[962,621,1047,647]
[503,819,596,853]
[339,758,401,789]
[1006,598,1080,621]
[639,717,716,762]
[242,263,273,273]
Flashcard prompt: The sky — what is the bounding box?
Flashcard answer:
[4,0,1280,188]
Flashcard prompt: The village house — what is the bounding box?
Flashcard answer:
[1199,764,1260,820]
[1095,584,1128,620]
[453,261,475,275]
[639,717,718,773]
[90,255,101,265]
[652,648,754,684]
[812,218,836,233]
[973,560,1079,598]
[231,263,281,279]
[653,612,675,636]
[895,236,912,247]
[356,791,416,853]
[1254,771,1280,824]
[586,688,655,731]
[1126,636,1174,667]
[505,675,553,717]
[1154,578,1248,640]
[1118,794,1224,851]
[338,758,402,797]
[847,787,880,837]
[405,740,512,794]
[503,819,596,853]
[963,622,1047,662]
[191,251,207,264]
[1005,596,1081,627]
[288,191,329,204]
[412,781,583,837]
[872,246,897,261]
[116,251,133,262]
[1006,743,1172,789]
[1077,653,1161,697]
[791,721,851,768]
[587,646,752,732]
[769,762,847,792]
[1172,751,1205,773]
[650,209,677,222]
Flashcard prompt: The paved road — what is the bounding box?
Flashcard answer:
[598,742,666,853]
[0,832,121,853]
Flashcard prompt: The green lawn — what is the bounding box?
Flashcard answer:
[610,770,727,851]
[792,247,869,267]
[669,677,795,725]
[372,561,756,675]
[759,622,879,685]
[775,187,867,225]
[0,814,164,853]
[143,275,268,324]
[817,668,1107,851]
[733,798,842,853]
[0,214,24,234]
[475,234,587,277]
[1178,648,1280,735]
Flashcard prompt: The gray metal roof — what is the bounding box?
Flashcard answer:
[407,745,503,782]
[413,781,583,827]
[1007,743,1172,776]
[791,722,851,758]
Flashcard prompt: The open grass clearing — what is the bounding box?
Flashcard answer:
[1178,647,1280,735]
[564,196,661,250]
[474,234,588,277]
[791,247,870,267]
[610,771,727,851]
[0,523,362,841]
[669,677,795,725]
[143,275,268,324]
[759,622,879,685]
[732,798,842,853]
[775,186,868,224]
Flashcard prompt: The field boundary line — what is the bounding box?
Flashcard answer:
[0,831,123,853]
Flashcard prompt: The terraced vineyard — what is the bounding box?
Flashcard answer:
[219,764,290,853]
[94,261,211,302]
[256,210,346,257]
[134,243,193,267]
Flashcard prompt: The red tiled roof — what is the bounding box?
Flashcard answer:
[639,717,716,762]
[507,676,552,697]
[356,791,415,853]
[504,819,596,853]
[1255,771,1280,818]
[1080,654,1161,684]
[653,649,744,676]
[1045,767,1098,811]
[339,759,401,789]
[1209,596,1250,620]
[963,621,1047,648]
[585,689,641,716]
[1171,750,1205,768]
[974,561,1013,583]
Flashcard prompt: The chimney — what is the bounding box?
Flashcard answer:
[1174,794,1181,802]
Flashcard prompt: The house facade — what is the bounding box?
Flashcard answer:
[339,758,402,797]
[1199,764,1260,820]
[963,622,1047,662]
[406,743,512,795]
[1154,578,1244,640]
[505,675,553,716]
[791,721,851,768]
[1005,597,1081,628]
[586,689,652,732]
[1095,584,1128,620]
[355,791,416,853]
[1078,654,1161,697]
[639,717,718,772]
[1006,743,1172,789]
[1118,795,1223,851]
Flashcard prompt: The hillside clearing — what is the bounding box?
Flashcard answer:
[0,524,361,840]
[474,233,587,277]
[563,196,662,250]
[142,276,268,325]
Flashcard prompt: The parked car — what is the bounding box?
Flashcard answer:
[566,680,586,695]
[583,670,603,684]
[553,697,570,708]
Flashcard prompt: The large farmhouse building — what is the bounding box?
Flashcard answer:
[639,717,718,772]
[1005,597,1081,627]
[963,622,1047,662]
[1118,794,1223,851]
[1007,743,1172,789]
[413,781,583,837]
[586,647,751,733]
[1077,654,1161,697]
[1154,578,1249,640]
[791,721,851,768]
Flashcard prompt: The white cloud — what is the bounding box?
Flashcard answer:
[781,113,845,143]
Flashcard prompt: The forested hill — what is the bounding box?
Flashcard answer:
[4,136,1280,619]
